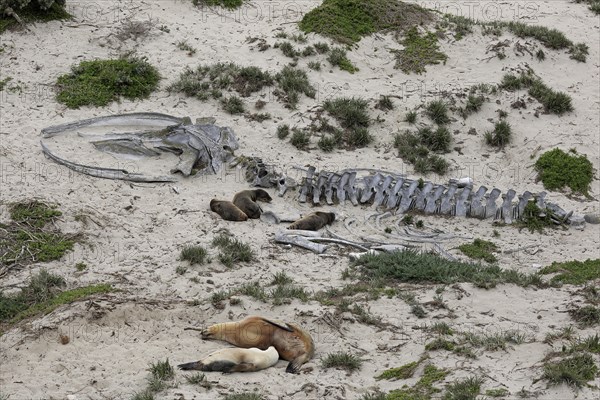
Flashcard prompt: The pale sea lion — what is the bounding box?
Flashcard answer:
[193,315,315,374]
[288,211,336,231]
[177,346,279,373]
[210,199,248,221]
[233,189,273,219]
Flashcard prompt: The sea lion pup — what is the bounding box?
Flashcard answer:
[177,346,279,373]
[210,199,248,221]
[197,316,315,374]
[232,189,273,219]
[288,211,336,231]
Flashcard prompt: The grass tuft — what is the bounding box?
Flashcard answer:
[321,351,363,372]
[327,47,358,73]
[485,120,512,148]
[180,245,209,265]
[569,305,600,327]
[211,234,255,267]
[274,66,316,109]
[221,95,245,114]
[56,57,159,109]
[425,100,450,125]
[542,353,598,388]
[442,376,483,400]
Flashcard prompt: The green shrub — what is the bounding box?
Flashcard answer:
[425,100,450,125]
[1,0,71,34]
[485,120,512,148]
[327,47,358,73]
[323,97,370,129]
[290,129,310,150]
[192,0,243,9]
[298,0,433,44]
[534,148,593,195]
[540,259,600,284]
[56,57,159,108]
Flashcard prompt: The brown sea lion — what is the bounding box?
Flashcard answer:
[193,315,315,374]
[177,346,279,373]
[288,211,336,231]
[210,199,248,221]
[232,189,273,219]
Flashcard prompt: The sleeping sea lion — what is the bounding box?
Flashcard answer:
[232,189,273,219]
[177,346,279,373]
[288,211,335,231]
[210,199,248,221]
[192,315,315,374]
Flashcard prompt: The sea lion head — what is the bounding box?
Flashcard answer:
[253,189,273,202]
[317,211,336,224]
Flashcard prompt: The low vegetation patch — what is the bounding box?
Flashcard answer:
[327,47,358,73]
[393,128,450,175]
[274,65,316,109]
[458,239,498,263]
[169,62,273,107]
[425,100,451,125]
[575,0,600,14]
[211,234,255,267]
[319,97,373,149]
[485,120,512,148]
[1,0,71,34]
[569,305,600,327]
[499,72,574,115]
[298,0,433,45]
[321,351,363,372]
[443,377,483,400]
[540,259,600,285]
[376,96,394,111]
[375,359,422,380]
[441,15,588,62]
[514,201,556,234]
[386,364,448,399]
[56,57,160,109]
[179,245,209,265]
[0,270,112,330]
[393,27,447,74]
[460,94,486,118]
[534,148,593,196]
[1,201,78,270]
[353,250,548,289]
[132,359,176,400]
[541,353,598,388]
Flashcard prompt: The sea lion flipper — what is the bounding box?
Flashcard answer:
[204,360,237,372]
[177,361,201,370]
[229,362,256,373]
[285,360,301,374]
[259,317,293,332]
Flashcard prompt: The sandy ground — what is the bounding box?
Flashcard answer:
[1,0,599,399]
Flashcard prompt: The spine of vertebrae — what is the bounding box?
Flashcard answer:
[241,159,575,226]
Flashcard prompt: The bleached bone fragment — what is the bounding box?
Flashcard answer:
[414,182,434,211]
[374,175,394,207]
[336,172,351,205]
[439,183,458,215]
[325,173,338,205]
[298,166,315,203]
[469,185,488,219]
[484,188,501,219]
[398,180,419,213]
[515,191,533,220]
[347,172,359,206]
[501,189,516,224]
[455,185,472,217]
[274,232,328,253]
[360,173,383,203]
[386,178,405,209]
[424,185,446,214]
[313,171,328,205]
